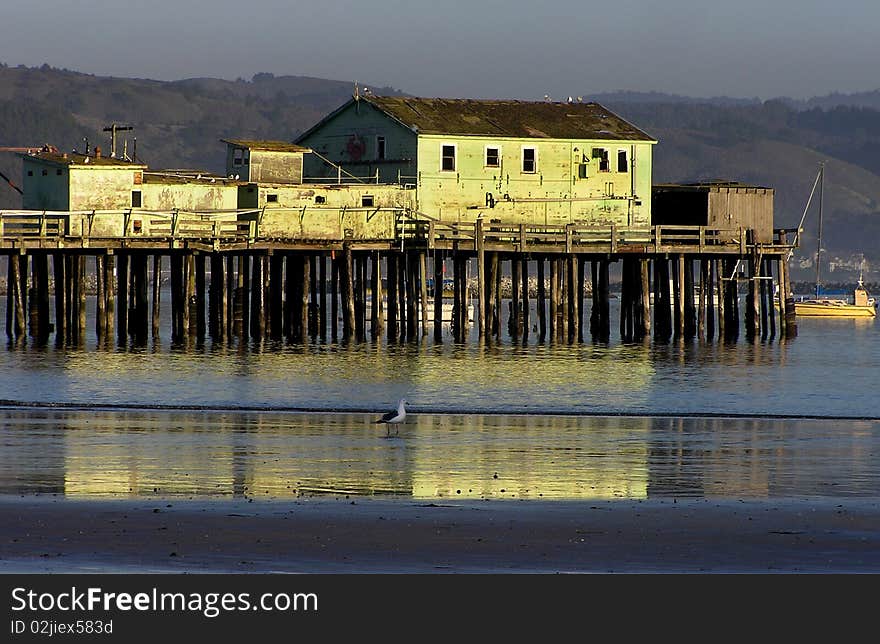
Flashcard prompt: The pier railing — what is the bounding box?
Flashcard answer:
[0,209,796,255]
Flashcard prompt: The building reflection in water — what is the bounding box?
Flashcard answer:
[0,410,877,501]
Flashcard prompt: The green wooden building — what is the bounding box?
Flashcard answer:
[296,95,656,227]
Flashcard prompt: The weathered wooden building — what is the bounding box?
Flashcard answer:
[296,96,656,227]
[21,149,147,211]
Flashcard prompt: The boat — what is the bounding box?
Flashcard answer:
[793,163,876,318]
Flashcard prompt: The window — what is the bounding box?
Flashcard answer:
[315,195,326,204]
[522,147,536,173]
[441,144,456,171]
[485,146,500,168]
[56,168,62,176]
[376,136,386,160]
[41,169,48,176]
[578,163,588,179]
[361,195,375,207]
[617,149,628,173]
[131,190,142,207]
[266,193,278,203]
[233,148,244,166]
[27,170,33,176]
[592,148,610,172]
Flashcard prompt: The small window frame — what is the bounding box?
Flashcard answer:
[440,143,457,172]
[266,193,279,203]
[485,145,501,168]
[361,194,375,208]
[521,146,537,174]
[131,190,142,208]
[376,136,386,160]
[617,149,628,173]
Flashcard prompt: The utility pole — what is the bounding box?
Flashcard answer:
[103,124,134,158]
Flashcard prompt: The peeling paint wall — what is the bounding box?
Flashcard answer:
[253,183,414,240]
[141,182,240,211]
[415,135,654,226]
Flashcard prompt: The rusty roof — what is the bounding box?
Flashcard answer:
[362,96,655,141]
[220,139,311,153]
[20,151,146,167]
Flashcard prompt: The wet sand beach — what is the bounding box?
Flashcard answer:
[2,496,879,573]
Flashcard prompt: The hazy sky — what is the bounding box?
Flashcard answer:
[1,0,877,100]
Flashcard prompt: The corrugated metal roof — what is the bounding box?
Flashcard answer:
[220,139,311,153]
[363,96,656,141]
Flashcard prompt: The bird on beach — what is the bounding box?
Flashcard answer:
[375,399,407,436]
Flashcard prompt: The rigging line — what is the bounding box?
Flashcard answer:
[788,163,823,260]
[308,150,367,184]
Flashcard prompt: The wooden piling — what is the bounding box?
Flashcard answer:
[152,255,161,339]
[105,254,115,342]
[342,244,356,342]
[386,253,397,341]
[10,254,26,338]
[510,257,521,339]
[487,253,498,338]
[537,257,546,341]
[433,251,443,341]
[117,253,128,344]
[521,257,530,342]
[549,259,558,342]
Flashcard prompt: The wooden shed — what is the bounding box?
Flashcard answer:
[652,182,774,243]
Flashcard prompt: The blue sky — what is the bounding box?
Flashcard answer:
[1,0,877,100]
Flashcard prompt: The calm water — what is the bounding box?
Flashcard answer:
[0,294,878,501]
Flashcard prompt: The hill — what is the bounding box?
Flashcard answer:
[2,64,880,281]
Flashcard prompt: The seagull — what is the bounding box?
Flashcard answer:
[375,399,407,436]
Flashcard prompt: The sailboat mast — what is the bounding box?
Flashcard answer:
[815,163,824,298]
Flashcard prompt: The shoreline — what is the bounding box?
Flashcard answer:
[2,495,879,573]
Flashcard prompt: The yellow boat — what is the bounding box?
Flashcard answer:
[794,281,876,318]
[793,163,876,319]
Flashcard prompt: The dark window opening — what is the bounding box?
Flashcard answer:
[617,150,628,173]
[522,148,536,173]
[377,136,386,160]
[41,169,48,176]
[266,194,278,203]
[315,195,326,204]
[592,148,610,172]
[56,168,63,176]
[131,190,142,208]
[578,163,588,179]
[441,145,456,171]
[362,195,375,207]
[233,149,244,166]
[27,170,33,176]
[486,147,500,167]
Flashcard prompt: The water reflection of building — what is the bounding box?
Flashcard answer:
[3,409,874,501]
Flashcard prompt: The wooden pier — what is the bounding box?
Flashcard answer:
[0,209,799,346]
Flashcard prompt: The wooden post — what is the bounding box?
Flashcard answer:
[674,254,684,339]
[715,259,725,342]
[301,254,310,342]
[433,251,443,342]
[319,254,328,341]
[152,255,162,340]
[406,252,418,341]
[343,244,356,342]
[219,254,229,340]
[95,255,105,342]
[117,253,128,344]
[77,255,86,342]
[9,254,26,338]
[510,256,520,339]
[549,258,558,342]
[698,260,707,340]
[683,256,696,338]
[195,254,206,339]
[706,259,716,341]
[386,253,397,341]
[640,259,651,340]
[34,253,50,342]
[419,251,428,337]
[521,257,530,342]
[184,253,195,338]
[397,253,407,342]
[18,254,28,340]
[250,253,263,340]
[476,220,486,338]
[309,254,319,339]
[487,253,498,338]
[537,257,546,340]
[452,254,461,340]
[226,253,236,339]
[105,254,115,342]
[568,255,578,343]
[54,252,67,343]
[5,256,13,339]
